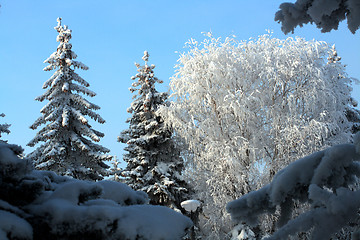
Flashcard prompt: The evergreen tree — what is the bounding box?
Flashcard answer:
[27,18,111,181]
[0,113,10,142]
[109,156,123,182]
[118,51,188,210]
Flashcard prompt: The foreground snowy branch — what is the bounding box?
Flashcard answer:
[0,142,192,240]
[227,133,360,239]
[275,0,360,34]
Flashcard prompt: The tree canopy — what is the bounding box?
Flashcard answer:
[160,33,358,239]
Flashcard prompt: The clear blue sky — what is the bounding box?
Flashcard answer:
[0,0,359,167]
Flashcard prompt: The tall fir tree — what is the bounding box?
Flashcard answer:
[118,51,189,210]
[27,18,111,181]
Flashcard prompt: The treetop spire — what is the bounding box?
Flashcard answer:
[57,17,61,26]
[55,17,62,32]
[142,50,149,64]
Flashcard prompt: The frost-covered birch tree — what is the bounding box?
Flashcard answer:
[159,33,358,239]
[275,0,360,34]
[0,113,10,142]
[118,51,189,211]
[27,18,111,181]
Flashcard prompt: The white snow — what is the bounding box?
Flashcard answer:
[181,199,201,213]
[97,180,148,205]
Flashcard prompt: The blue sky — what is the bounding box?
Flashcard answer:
[0,0,359,166]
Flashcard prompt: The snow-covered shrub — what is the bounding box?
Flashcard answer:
[227,133,360,239]
[0,142,192,240]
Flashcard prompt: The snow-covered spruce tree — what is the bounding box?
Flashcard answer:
[27,18,111,181]
[118,51,189,211]
[0,113,10,143]
[109,156,123,182]
[159,33,358,239]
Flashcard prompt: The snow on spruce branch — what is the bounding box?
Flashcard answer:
[0,113,10,141]
[227,132,360,240]
[275,0,360,34]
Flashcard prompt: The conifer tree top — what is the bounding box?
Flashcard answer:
[128,51,164,113]
[130,51,163,93]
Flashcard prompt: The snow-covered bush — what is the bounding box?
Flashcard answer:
[275,0,360,34]
[118,51,189,210]
[159,33,358,239]
[227,133,360,240]
[0,142,192,240]
[27,18,111,181]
